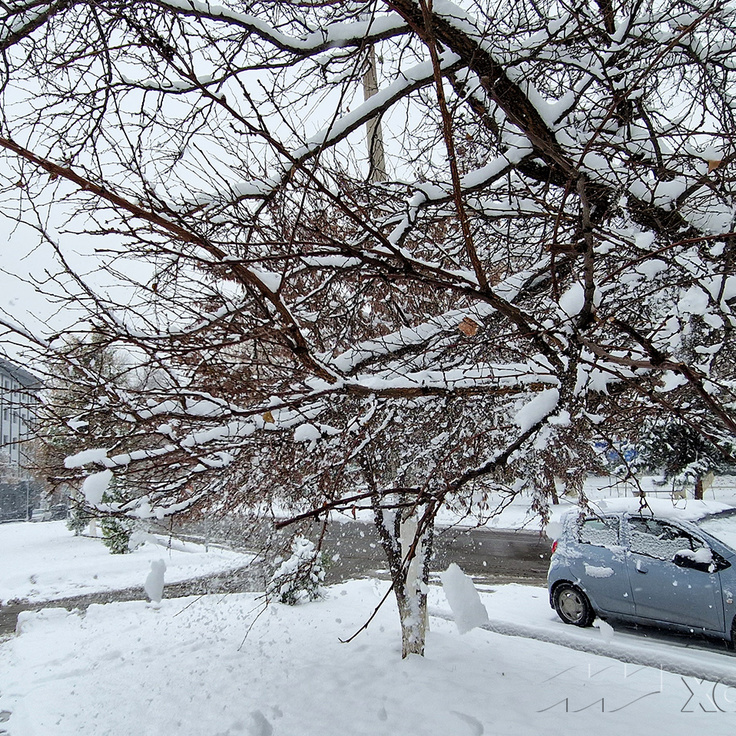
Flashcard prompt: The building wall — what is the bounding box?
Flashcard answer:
[0,359,44,520]
[0,359,40,478]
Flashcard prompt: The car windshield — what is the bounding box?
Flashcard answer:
[696,511,736,552]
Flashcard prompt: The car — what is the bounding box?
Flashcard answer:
[547,498,736,646]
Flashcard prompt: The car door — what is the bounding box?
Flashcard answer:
[570,516,634,616]
[624,516,724,633]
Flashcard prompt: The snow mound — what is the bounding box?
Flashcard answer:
[144,559,167,604]
[439,563,489,634]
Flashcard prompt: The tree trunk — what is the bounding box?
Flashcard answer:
[395,581,428,658]
[396,512,430,657]
[371,494,434,658]
[694,474,704,500]
[362,45,387,183]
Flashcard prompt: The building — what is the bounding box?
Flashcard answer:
[0,357,43,521]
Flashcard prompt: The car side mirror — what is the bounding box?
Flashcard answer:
[672,552,713,573]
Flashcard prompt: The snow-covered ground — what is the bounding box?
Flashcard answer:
[1,579,734,736]
[433,583,736,686]
[0,521,253,604]
[3,478,736,733]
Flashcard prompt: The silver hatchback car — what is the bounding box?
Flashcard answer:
[548,500,736,645]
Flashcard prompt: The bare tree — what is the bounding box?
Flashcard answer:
[0,0,735,656]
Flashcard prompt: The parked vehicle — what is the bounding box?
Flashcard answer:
[547,499,736,646]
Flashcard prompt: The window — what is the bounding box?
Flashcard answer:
[628,517,703,561]
[579,517,620,547]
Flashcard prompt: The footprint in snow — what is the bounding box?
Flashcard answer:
[248,710,273,736]
[451,710,484,736]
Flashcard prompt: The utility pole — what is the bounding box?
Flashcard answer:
[362,46,387,182]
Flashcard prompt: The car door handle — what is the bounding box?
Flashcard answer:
[636,567,648,574]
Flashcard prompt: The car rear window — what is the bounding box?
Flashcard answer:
[579,517,619,547]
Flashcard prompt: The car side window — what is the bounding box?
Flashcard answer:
[627,517,702,561]
[579,517,619,547]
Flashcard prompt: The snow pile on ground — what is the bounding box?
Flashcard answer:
[0,521,252,604]
[439,562,489,633]
[0,580,731,736]
[144,559,167,604]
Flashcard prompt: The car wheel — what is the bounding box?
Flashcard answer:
[553,583,595,627]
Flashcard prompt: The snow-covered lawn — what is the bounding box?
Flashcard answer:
[0,521,253,604]
[1,579,733,736]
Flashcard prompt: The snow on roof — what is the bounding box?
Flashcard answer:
[0,356,42,390]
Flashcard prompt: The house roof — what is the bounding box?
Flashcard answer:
[0,357,42,390]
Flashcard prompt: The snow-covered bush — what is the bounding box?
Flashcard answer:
[268,535,325,605]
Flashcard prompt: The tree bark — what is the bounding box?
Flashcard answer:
[396,511,430,657]
[362,45,387,183]
[371,491,433,657]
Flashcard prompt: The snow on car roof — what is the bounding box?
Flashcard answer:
[571,497,734,522]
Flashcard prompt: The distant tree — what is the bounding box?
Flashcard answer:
[38,334,146,542]
[1,0,735,656]
[638,419,731,499]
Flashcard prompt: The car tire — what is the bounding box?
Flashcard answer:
[553,583,595,627]
[728,618,736,651]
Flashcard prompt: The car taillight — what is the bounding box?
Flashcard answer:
[551,540,558,554]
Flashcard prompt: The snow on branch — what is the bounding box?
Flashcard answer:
[156,0,408,54]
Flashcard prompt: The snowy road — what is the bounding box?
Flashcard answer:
[326,521,551,585]
[181,517,552,586]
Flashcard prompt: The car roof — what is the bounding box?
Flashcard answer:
[565,497,734,522]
